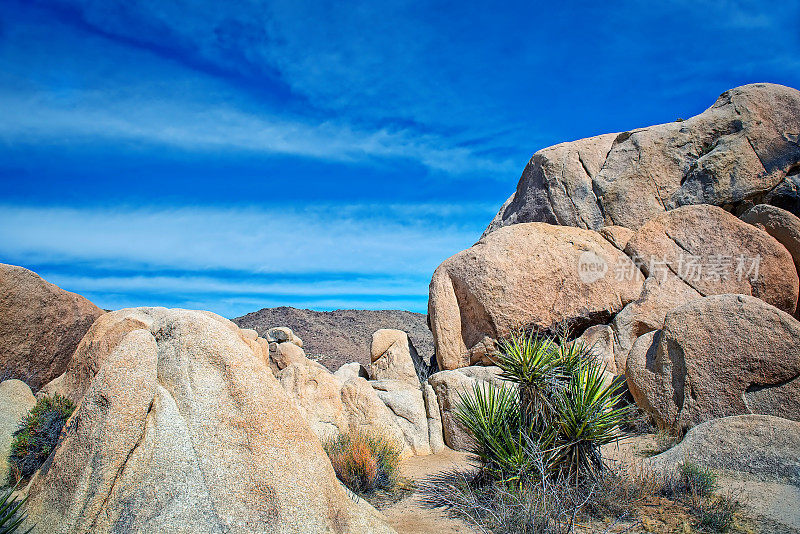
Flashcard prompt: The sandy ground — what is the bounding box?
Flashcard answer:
[382,435,800,533]
[381,449,481,534]
[604,434,800,533]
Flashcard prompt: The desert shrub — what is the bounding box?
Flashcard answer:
[323,430,401,494]
[694,493,740,532]
[0,485,31,534]
[456,331,628,485]
[420,464,649,534]
[661,462,717,499]
[9,394,75,480]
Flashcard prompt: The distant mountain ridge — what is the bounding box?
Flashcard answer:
[232,306,434,372]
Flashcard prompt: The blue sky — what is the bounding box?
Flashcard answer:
[1,0,798,317]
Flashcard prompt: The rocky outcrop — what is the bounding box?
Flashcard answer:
[423,383,446,454]
[25,307,395,534]
[626,295,800,431]
[428,223,644,370]
[624,204,798,313]
[371,329,421,384]
[371,380,431,455]
[0,263,105,390]
[334,362,369,382]
[741,204,800,311]
[340,378,409,455]
[234,307,433,373]
[267,326,304,347]
[0,379,36,482]
[485,83,800,235]
[646,415,800,485]
[277,363,412,456]
[428,366,506,451]
[573,324,618,374]
[610,273,702,372]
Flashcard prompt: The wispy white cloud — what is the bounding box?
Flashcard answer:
[42,273,425,298]
[0,203,490,275]
[0,90,514,175]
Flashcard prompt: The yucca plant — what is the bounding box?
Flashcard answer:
[456,382,558,482]
[0,486,32,534]
[552,361,628,483]
[456,330,628,486]
[496,331,565,428]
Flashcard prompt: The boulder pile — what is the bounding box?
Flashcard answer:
[429,83,800,434]
[22,308,397,534]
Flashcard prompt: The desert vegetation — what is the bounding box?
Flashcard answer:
[0,486,30,534]
[417,331,746,533]
[456,331,627,484]
[8,395,74,483]
[323,429,403,496]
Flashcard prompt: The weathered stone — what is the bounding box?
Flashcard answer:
[334,362,369,382]
[278,362,349,440]
[270,341,321,371]
[485,83,800,234]
[340,378,408,457]
[371,329,420,384]
[239,328,258,340]
[741,204,800,314]
[428,223,644,370]
[599,225,635,251]
[646,415,800,485]
[423,383,446,454]
[268,326,303,347]
[573,324,618,374]
[371,380,430,455]
[0,379,36,482]
[26,308,394,533]
[611,273,702,372]
[764,172,800,217]
[428,366,505,451]
[625,204,798,314]
[626,295,800,432]
[0,263,105,390]
[484,133,618,235]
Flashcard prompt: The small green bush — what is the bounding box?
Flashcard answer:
[663,462,717,499]
[9,395,75,481]
[695,493,739,532]
[0,486,31,534]
[323,430,401,495]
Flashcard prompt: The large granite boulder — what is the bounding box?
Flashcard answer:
[485,83,800,235]
[0,263,105,390]
[428,223,644,370]
[611,272,702,372]
[333,362,369,382]
[624,204,798,313]
[741,204,800,311]
[370,329,420,385]
[26,308,394,534]
[626,295,800,432]
[0,379,36,483]
[428,366,506,451]
[646,415,800,485]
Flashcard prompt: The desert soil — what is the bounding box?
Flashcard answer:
[381,449,481,534]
